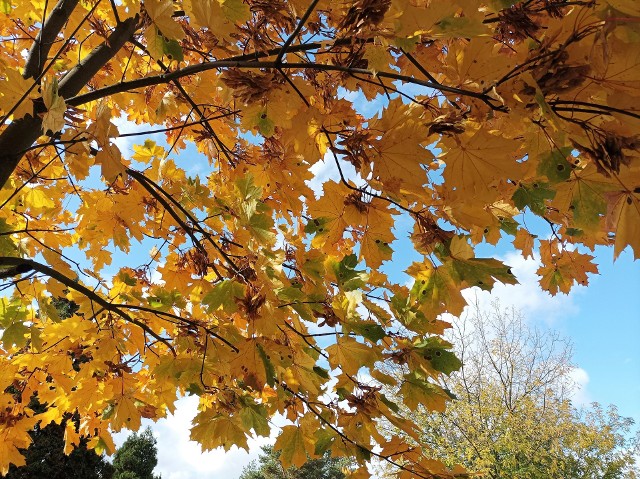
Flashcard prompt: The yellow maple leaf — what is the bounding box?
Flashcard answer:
[190,409,248,451]
[274,425,315,468]
[95,143,126,183]
[144,0,184,40]
[326,336,382,376]
[111,395,142,432]
[606,191,640,260]
[440,126,523,202]
[0,68,37,119]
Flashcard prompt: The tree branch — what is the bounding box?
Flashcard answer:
[68,59,499,108]
[0,14,139,189]
[0,256,176,356]
[275,0,320,64]
[23,0,80,80]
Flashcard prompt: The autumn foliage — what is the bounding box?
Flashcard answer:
[0,0,638,477]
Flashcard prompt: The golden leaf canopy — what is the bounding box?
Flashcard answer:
[0,0,638,477]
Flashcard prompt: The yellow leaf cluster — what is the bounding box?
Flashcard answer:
[0,1,637,477]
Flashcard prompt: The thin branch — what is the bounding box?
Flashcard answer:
[275,0,320,65]
[0,256,176,356]
[128,168,241,277]
[112,303,239,352]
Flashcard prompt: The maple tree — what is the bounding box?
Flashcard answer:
[0,0,638,477]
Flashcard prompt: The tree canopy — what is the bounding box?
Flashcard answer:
[381,303,640,478]
[240,445,348,479]
[0,0,638,477]
[112,428,160,479]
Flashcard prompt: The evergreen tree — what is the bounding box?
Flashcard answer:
[112,428,160,479]
[240,445,347,479]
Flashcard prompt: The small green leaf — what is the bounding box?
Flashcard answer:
[314,428,337,456]
[332,254,368,291]
[2,321,28,347]
[537,148,573,184]
[512,182,556,215]
[346,321,386,342]
[202,280,245,312]
[256,343,276,387]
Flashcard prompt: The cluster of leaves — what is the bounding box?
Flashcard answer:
[381,304,640,479]
[0,0,638,477]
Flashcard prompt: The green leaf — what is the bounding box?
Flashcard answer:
[202,280,245,312]
[413,338,462,375]
[332,254,368,291]
[0,219,17,255]
[147,27,184,61]
[235,174,263,221]
[0,297,28,328]
[312,365,330,380]
[304,217,330,235]
[537,148,573,184]
[247,213,276,245]
[572,185,607,233]
[1,321,28,347]
[221,0,251,22]
[400,371,451,411]
[314,428,337,456]
[118,270,137,286]
[512,182,556,215]
[239,400,270,437]
[256,343,276,387]
[379,393,400,413]
[449,257,518,291]
[186,383,204,396]
[0,0,11,14]
[147,288,185,312]
[499,217,519,235]
[274,426,309,468]
[346,321,386,342]
[163,37,184,62]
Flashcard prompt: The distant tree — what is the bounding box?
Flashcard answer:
[383,302,640,479]
[112,428,160,479]
[240,445,348,479]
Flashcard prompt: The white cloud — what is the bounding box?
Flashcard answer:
[306,151,362,197]
[462,251,583,326]
[569,367,591,406]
